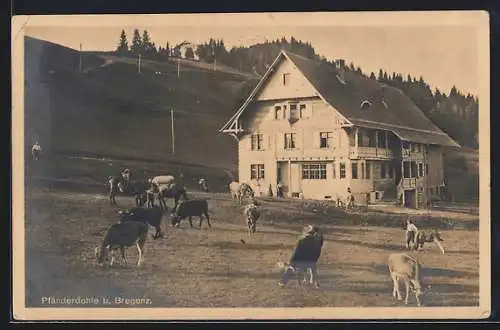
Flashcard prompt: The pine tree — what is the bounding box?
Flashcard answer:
[142,30,155,55]
[130,29,142,55]
[370,72,376,80]
[116,29,129,55]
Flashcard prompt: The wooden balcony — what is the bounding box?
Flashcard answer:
[401,178,417,189]
[349,147,394,160]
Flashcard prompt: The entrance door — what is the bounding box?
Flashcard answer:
[290,163,301,195]
[404,189,416,208]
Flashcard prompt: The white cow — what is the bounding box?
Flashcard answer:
[150,175,176,192]
[229,181,254,204]
[387,253,428,306]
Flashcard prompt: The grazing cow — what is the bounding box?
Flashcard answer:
[243,199,261,236]
[155,183,188,211]
[94,221,149,267]
[118,206,165,239]
[229,181,254,204]
[387,253,427,306]
[171,199,211,228]
[414,230,445,254]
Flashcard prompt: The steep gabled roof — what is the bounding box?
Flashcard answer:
[220,50,460,148]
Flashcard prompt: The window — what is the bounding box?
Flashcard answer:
[410,162,418,178]
[381,163,387,179]
[361,162,365,179]
[388,163,394,178]
[417,144,421,153]
[410,143,415,152]
[284,133,296,149]
[289,103,299,121]
[352,162,358,179]
[299,104,307,118]
[425,164,429,175]
[366,162,371,179]
[251,134,264,150]
[402,141,411,149]
[332,161,336,179]
[274,106,282,120]
[283,73,290,86]
[320,132,334,148]
[378,131,386,148]
[403,161,410,178]
[368,130,377,148]
[302,163,327,180]
[340,162,346,179]
[250,164,265,180]
[418,163,424,177]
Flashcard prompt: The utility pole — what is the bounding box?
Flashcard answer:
[138,54,142,74]
[171,108,175,155]
[177,57,180,78]
[79,43,83,73]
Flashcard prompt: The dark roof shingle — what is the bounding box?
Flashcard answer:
[284,51,460,147]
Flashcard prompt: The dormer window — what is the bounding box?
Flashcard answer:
[283,73,290,86]
[360,100,372,109]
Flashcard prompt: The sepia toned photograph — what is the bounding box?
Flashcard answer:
[12,11,490,320]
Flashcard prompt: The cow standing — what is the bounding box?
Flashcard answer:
[118,206,166,239]
[243,199,261,236]
[170,199,211,228]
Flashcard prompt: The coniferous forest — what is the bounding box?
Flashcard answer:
[115,29,479,150]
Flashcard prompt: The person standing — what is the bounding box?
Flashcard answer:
[31,141,42,161]
[276,181,284,199]
[405,218,419,250]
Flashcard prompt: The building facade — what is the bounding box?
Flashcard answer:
[220,50,459,209]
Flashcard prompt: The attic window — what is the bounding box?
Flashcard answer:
[360,100,372,109]
[283,73,290,86]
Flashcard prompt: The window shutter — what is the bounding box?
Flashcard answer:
[245,135,252,151]
[313,131,320,149]
[295,132,302,150]
[277,133,284,150]
[267,134,272,150]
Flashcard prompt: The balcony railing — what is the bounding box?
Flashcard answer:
[349,147,394,159]
[401,178,417,189]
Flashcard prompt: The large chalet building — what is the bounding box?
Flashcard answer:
[219,50,460,209]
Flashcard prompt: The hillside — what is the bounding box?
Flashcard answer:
[24,36,260,186]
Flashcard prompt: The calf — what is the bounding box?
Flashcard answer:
[171,199,211,228]
[119,206,165,239]
[415,230,445,254]
[243,201,261,236]
[387,253,427,306]
[95,221,149,267]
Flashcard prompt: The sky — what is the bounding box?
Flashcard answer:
[25,25,479,96]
